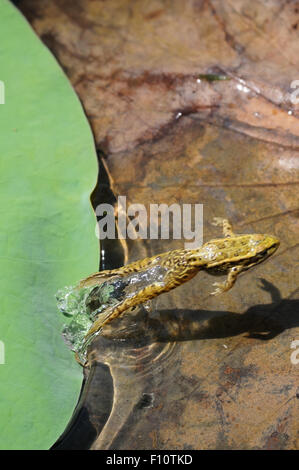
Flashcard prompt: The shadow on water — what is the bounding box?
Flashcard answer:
[149,280,299,343]
[51,279,299,449]
[90,150,125,271]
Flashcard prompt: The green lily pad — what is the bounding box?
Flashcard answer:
[0,0,98,449]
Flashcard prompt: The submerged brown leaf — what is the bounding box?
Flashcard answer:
[17,0,299,450]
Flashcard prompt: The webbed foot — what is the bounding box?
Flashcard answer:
[210,281,228,296]
[212,217,235,237]
[210,265,243,296]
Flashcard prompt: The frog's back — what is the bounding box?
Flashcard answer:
[203,233,279,267]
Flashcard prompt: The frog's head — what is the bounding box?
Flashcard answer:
[240,233,280,269]
[186,233,280,273]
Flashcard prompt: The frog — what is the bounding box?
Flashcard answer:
[79,218,279,343]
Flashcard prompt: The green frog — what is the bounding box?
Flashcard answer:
[79,218,279,342]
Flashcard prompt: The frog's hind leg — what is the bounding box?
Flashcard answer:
[79,263,140,287]
[84,281,165,339]
[79,256,156,287]
[212,217,235,237]
[85,302,122,337]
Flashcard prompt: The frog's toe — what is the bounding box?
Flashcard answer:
[210,282,225,296]
[211,217,225,227]
[210,288,222,296]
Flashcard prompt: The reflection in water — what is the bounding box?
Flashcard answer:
[51,362,112,450]
[87,307,180,450]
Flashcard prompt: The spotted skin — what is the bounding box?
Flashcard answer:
[80,218,279,340]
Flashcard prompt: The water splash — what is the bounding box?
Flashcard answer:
[56,277,128,362]
[56,261,171,363]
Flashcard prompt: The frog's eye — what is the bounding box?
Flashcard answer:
[254,252,267,262]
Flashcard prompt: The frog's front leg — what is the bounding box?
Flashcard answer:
[210,265,243,296]
[212,217,235,237]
